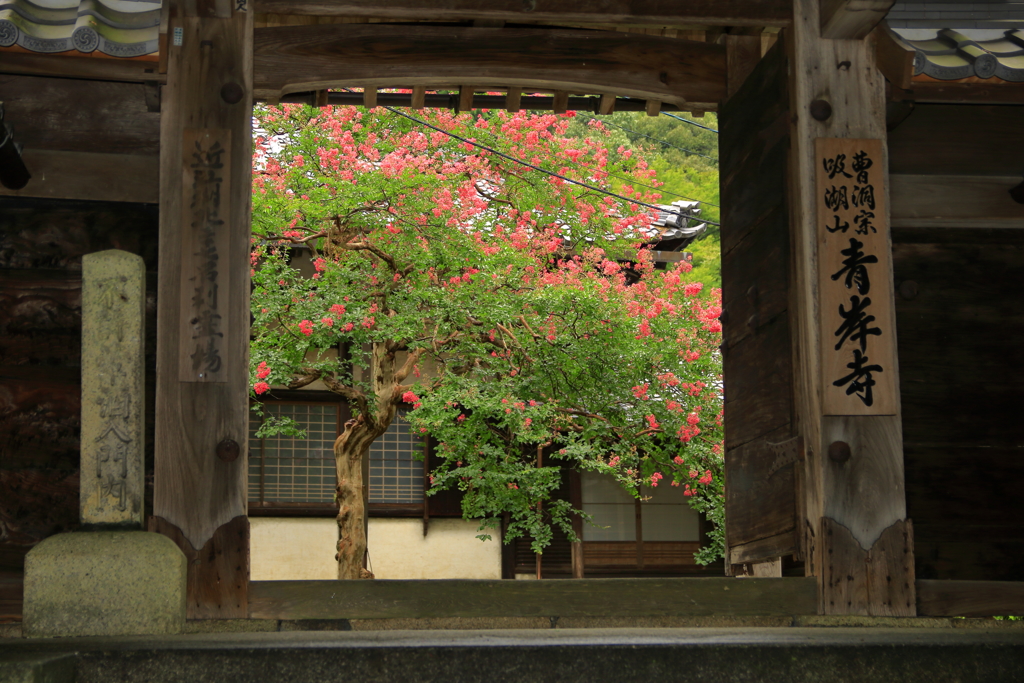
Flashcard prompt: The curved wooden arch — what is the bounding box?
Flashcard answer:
[253,24,727,109]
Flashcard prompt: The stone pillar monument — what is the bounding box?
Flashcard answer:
[23,250,187,637]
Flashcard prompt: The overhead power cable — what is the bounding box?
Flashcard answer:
[576,114,717,162]
[379,105,722,226]
[659,112,719,134]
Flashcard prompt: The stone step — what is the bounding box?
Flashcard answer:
[2,627,1023,683]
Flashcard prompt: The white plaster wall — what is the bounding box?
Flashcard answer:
[367,518,501,579]
[250,517,339,580]
[250,517,501,580]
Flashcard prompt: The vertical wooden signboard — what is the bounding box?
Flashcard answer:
[816,138,896,416]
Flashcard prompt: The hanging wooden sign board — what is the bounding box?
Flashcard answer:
[816,138,897,416]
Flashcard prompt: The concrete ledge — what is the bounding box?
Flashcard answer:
[1,628,1022,683]
[0,653,75,683]
[23,532,186,638]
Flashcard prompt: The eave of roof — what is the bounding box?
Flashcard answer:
[893,28,1024,82]
[0,0,159,56]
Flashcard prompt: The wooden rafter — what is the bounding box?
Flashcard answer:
[252,0,792,28]
[820,0,895,40]
[0,51,165,85]
[253,25,726,107]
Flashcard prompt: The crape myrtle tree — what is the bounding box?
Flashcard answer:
[250,102,724,579]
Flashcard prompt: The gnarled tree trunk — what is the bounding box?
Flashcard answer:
[333,340,409,579]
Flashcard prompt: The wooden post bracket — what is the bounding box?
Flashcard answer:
[821,517,916,616]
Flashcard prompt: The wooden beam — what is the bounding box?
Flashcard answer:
[788,0,914,615]
[458,85,474,113]
[153,0,253,619]
[725,35,762,100]
[505,86,522,112]
[645,99,661,116]
[891,81,1024,106]
[917,580,1024,617]
[0,51,164,85]
[362,87,377,108]
[251,0,792,28]
[249,578,818,620]
[890,175,1024,228]
[410,85,426,109]
[598,93,616,115]
[0,76,160,157]
[0,150,158,204]
[820,0,895,40]
[872,22,914,91]
[253,25,726,108]
[552,90,569,114]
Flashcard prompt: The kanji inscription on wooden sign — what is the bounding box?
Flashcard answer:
[817,138,896,416]
[179,129,232,382]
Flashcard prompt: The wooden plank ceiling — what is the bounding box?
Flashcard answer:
[0,0,788,113]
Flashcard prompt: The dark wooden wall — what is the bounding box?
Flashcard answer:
[719,40,799,570]
[0,197,158,619]
[889,104,1024,581]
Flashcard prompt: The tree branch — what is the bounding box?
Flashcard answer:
[321,374,370,419]
[394,347,426,384]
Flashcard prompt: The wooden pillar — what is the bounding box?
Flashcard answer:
[151,0,253,619]
[787,0,915,615]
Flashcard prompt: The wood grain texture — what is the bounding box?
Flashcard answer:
[871,22,913,91]
[894,81,1024,106]
[894,232,1024,582]
[722,313,793,449]
[822,517,870,615]
[752,558,783,577]
[253,25,726,107]
[890,175,1024,228]
[917,580,1024,617]
[822,517,914,616]
[888,105,1024,178]
[719,39,789,254]
[721,207,789,351]
[820,0,894,40]
[0,572,22,622]
[893,238,1024,450]
[0,51,164,84]
[154,2,253,557]
[822,415,905,545]
[725,428,798,551]
[0,75,160,156]
[249,577,818,620]
[720,38,798,572]
[905,448,1024,544]
[868,518,915,616]
[730,532,798,566]
[251,0,793,27]
[149,515,249,619]
[0,269,81,370]
[788,0,911,613]
[725,35,762,101]
[0,150,158,204]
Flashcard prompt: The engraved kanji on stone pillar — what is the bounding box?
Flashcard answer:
[81,250,146,527]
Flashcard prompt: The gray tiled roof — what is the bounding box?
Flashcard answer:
[0,0,160,56]
[893,28,1024,81]
[888,2,1024,29]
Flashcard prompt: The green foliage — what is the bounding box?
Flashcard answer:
[250,103,725,562]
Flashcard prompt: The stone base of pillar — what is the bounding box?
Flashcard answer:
[22,531,186,637]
